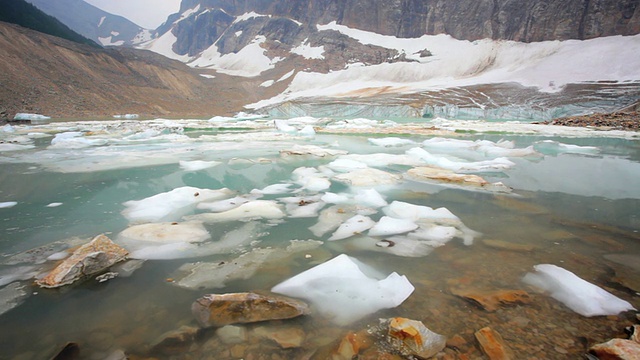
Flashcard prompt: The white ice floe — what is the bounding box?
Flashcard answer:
[187,200,285,223]
[407,147,515,172]
[368,216,419,237]
[0,202,17,209]
[117,221,211,244]
[353,188,387,208]
[13,113,50,121]
[338,153,423,168]
[383,201,459,222]
[326,158,369,173]
[533,140,600,155]
[179,160,222,171]
[368,137,416,147]
[46,203,63,208]
[292,167,332,192]
[320,192,351,204]
[309,204,377,237]
[422,138,537,158]
[280,195,326,218]
[333,168,402,187]
[271,254,415,325]
[250,183,294,195]
[280,144,348,159]
[328,214,376,241]
[196,196,253,212]
[122,222,265,260]
[522,264,636,317]
[49,132,108,149]
[122,187,235,223]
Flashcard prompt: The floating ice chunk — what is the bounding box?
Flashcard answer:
[13,113,50,121]
[368,137,415,147]
[354,188,387,208]
[368,216,419,237]
[522,264,636,317]
[0,143,34,152]
[196,196,252,212]
[298,125,316,136]
[125,222,265,260]
[179,160,222,171]
[49,132,107,149]
[0,202,17,209]
[292,167,331,192]
[187,200,285,223]
[274,120,298,133]
[321,192,351,204]
[406,147,515,172]
[46,202,63,208]
[2,124,15,133]
[533,140,600,155]
[347,236,435,258]
[46,251,70,261]
[271,254,415,325]
[122,187,235,223]
[333,168,402,187]
[383,201,459,222]
[328,215,376,241]
[280,144,348,159]
[340,153,423,168]
[309,204,374,237]
[117,221,211,244]
[0,266,40,287]
[327,158,369,173]
[408,225,457,245]
[250,183,294,195]
[280,195,325,218]
[422,138,476,150]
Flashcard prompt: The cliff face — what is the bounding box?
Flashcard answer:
[179,0,640,42]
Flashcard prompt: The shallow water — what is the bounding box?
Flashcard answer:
[0,119,638,359]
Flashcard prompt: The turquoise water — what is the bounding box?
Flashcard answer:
[0,120,638,359]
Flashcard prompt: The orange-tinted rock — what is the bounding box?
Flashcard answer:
[37,234,128,288]
[191,292,309,328]
[590,338,640,360]
[388,317,447,359]
[254,326,306,349]
[333,330,374,359]
[481,239,536,252]
[150,325,199,356]
[451,287,531,312]
[474,327,513,360]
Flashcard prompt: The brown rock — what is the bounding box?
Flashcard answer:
[406,167,489,186]
[254,326,306,349]
[387,317,447,359]
[451,287,531,312]
[37,234,128,288]
[590,338,640,360]
[191,292,309,328]
[150,326,199,356]
[631,325,640,344]
[474,327,513,360]
[50,342,80,360]
[446,334,468,349]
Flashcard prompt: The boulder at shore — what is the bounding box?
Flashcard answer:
[36,234,128,288]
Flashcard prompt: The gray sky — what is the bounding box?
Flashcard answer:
[83,0,182,29]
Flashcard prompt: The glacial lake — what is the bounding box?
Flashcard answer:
[0,116,638,359]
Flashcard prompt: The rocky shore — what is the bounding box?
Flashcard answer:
[536,111,640,131]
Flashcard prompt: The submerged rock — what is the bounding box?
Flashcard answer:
[253,325,306,349]
[450,287,531,312]
[150,325,199,356]
[387,317,447,359]
[36,234,128,288]
[191,292,310,328]
[475,327,513,360]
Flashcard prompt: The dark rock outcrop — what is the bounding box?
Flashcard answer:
[178,0,640,42]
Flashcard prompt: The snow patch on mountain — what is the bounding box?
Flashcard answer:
[291,39,325,59]
[190,36,281,77]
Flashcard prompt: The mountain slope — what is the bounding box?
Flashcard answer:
[0,21,258,119]
[25,0,152,46]
[0,0,98,47]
